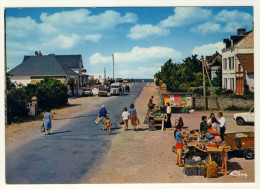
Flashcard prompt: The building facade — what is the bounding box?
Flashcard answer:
[222,29,254,95]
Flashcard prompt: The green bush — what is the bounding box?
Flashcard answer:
[229,94,254,100]
[181,106,190,113]
[35,78,68,110]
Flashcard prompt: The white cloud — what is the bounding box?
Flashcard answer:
[128,24,170,40]
[160,7,212,28]
[89,46,182,65]
[192,42,224,57]
[191,22,221,35]
[84,34,102,42]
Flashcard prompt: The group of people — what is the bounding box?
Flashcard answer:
[119,85,130,96]
[174,112,226,167]
[98,103,138,135]
[200,112,226,141]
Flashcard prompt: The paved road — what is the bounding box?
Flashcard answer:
[6,83,145,184]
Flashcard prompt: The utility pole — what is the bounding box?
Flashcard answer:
[112,54,114,80]
[104,67,106,84]
[201,56,206,111]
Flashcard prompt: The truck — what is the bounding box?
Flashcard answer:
[110,83,122,96]
[98,86,108,97]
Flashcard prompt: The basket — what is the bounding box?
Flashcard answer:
[197,166,207,176]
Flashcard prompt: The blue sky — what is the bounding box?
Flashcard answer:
[5,7,253,79]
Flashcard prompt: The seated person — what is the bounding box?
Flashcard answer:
[200,116,207,134]
[204,124,222,142]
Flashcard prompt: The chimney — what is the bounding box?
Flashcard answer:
[35,51,38,56]
[237,28,246,35]
[38,51,42,56]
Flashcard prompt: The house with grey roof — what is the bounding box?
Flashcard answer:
[9,52,89,95]
[205,51,222,80]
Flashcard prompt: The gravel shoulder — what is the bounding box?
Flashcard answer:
[81,83,254,183]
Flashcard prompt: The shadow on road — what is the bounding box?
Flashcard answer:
[50,130,72,135]
[136,128,148,131]
[53,114,97,120]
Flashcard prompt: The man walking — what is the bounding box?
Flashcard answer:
[99,105,108,130]
[218,112,226,141]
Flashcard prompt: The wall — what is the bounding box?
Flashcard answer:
[10,75,31,86]
[246,73,254,92]
[193,97,254,110]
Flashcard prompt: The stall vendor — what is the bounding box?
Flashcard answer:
[200,116,207,133]
[204,124,222,142]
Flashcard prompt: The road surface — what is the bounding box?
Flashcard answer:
[6,83,144,184]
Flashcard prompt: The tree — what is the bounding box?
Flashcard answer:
[211,66,222,87]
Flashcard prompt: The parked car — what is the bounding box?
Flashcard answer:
[82,88,93,96]
[98,86,108,97]
[233,106,254,125]
[110,83,122,95]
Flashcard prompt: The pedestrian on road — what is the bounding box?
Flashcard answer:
[200,116,207,133]
[43,108,54,135]
[166,103,172,128]
[207,113,215,124]
[119,87,122,96]
[105,116,112,135]
[129,104,138,131]
[99,104,108,131]
[122,107,130,131]
[218,112,226,141]
[174,125,184,167]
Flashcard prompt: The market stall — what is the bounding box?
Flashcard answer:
[148,110,166,131]
[173,129,231,177]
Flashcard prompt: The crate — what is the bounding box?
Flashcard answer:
[184,166,198,176]
[197,166,207,176]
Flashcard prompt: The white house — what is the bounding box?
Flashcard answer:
[9,52,90,96]
[222,29,254,95]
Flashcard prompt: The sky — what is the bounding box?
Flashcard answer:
[5,7,254,79]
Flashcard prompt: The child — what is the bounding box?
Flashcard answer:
[200,116,207,134]
[105,116,112,135]
[122,107,130,131]
[174,125,184,167]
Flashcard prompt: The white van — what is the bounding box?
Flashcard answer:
[110,83,122,95]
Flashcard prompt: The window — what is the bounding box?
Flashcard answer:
[224,58,227,70]
[232,57,234,70]
[228,57,231,69]
[230,78,234,91]
[224,78,227,89]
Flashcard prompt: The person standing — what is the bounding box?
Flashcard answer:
[122,107,130,131]
[174,125,184,167]
[207,113,215,124]
[218,112,226,141]
[43,108,54,135]
[200,116,207,134]
[166,103,172,128]
[129,104,138,131]
[105,116,112,135]
[99,105,108,131]
[148,96,154,111]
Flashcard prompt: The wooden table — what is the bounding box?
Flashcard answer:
[188,140,231,175]
[153,117,165,131]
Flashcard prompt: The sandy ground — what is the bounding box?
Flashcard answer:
[82,83,255,183]
[5,95,113,154]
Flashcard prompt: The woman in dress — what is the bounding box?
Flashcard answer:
[129,104,138,131]
[166,103,172,128]
[43,108,54,135]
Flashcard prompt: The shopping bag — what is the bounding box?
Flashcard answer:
[136,118,140,125]
[119,120,124,125]
[41,123,45,132]
[94,117,102,125]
